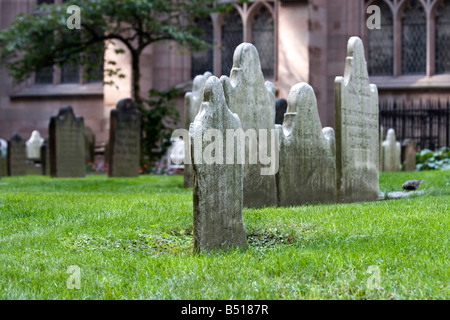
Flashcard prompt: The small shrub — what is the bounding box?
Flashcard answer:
[416,147,450,171]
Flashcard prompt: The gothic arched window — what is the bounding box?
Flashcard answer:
[221,10,243,76]
[251,5,274,78]
[191,17,214,78]
[436,0,450,74]
[368,1,394,76]
[401,0,427,75]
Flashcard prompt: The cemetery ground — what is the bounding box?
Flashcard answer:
[0,171,448,300]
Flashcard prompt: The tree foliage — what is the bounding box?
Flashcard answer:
[0,0,227,162]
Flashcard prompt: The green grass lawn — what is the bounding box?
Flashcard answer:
[0,171,448,300]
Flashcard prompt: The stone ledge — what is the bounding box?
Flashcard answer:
[370,74,450,90]
[10,83,104,99]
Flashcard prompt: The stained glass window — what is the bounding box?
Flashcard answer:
[221,10,243,76]
[191,17,214,79]
[401,0,426,75]
[251,5,274,78]
[436,0,450,74]
[368,0,393,76]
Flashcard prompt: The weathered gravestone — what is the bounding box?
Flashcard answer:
[379,125,384,171]
[276,83,336,206]
[0,139,7,178]
[49,106,85,178]
[84,126,96,164]
[382,129,401,172]
[184,71,213,188]
[401,139,417,172]
[7,133,27,176]
[190,76,248,253]
[108,98,141,177]
[335,37,379,203]
[26,130,44,160]
[40,137,50,176]
[221,43,278,208]
[275,98,288,125]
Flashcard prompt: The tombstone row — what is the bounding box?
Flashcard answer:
[1,99,141,179]
[188,37,379,252]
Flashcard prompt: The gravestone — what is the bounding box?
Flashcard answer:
[275,98,288,125]
[190,76,248,253]
[401,139,417,172]
[7,133,27,176]
[84,126,96,164]
[382,129,401,172]
[335,37,379,203]
[26,130,44,160]
[221,43,278,208]
[49,106,85,178]
[40,137,50,176]
[108,98,141,177]
[0,139,7,178]
[379,125,384,171]
[276,83,337,206]
[184,71,213,188]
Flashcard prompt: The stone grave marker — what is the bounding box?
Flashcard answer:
[275,98,288,125]
[7,133,27,176]
[26,130,44,160]
[276,83,336,206]
[40,137,50,176]
[108,98,141,177]
[190,76,248,253]
[0,139,7,178]
[335,37,379,203]
[382,129,401,172]
[221,43,278,208]
[401,139,417,172]
[84,126,96,164]
[184,71,213,188]
[49,106,85,178]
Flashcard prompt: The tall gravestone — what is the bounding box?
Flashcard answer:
[401,139,417,172]
[335,37,379,203]
[7,133,27,176]
[190,76,247,253]
[275,98,288,125]
[108,98,141,177]
[184,71,213,188]
[276,83,337,206]
[221,43,278,208]
[382,129,401,172]
[49,106,85,178]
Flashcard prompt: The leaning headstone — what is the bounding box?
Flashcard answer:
[190,76,247,253]
[184,71,213,188]
[84,126,96,164]
[7,133,27,176]
[49,106,85,178]
[401,139,417,172]
[221,43,278,208]
[276,83,337,206]
[275,98,288,125]
[40,137,50,176]
[335,37,379,203]
[26,130,44,160]
[382,129,401,172]
[108,98,141,177]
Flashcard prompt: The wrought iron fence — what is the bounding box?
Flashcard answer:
[379,99,450,151]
